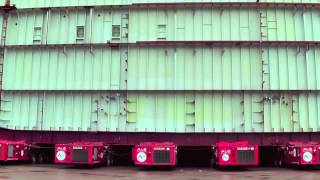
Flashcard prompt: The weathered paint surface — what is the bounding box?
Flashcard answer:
[3,47,126,90]
[3,46,320,91]
[9,0,320,9]
[129,8,261,41]
[1,91,320,133]
[9,0,260,9]
[1,1,320,134]
[6,7,320,44]
[7,9,129,45]
[0,91,126,131]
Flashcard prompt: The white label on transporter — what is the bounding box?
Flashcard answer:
[56,151,66,161]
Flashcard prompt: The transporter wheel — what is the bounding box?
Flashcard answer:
[31,154,37,164]
[210,157,215,167]
[107,159,110,166]
[274,158,283,167]
[106,154,113,167]
[278,159,283,167]
[38,154,44,164]
[110,157,114,166]
[174,156,179,168]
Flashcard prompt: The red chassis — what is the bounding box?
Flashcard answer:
[279,141,320,166]
[212,141,259,166]
[55,142,112,165]
[0,139,29,161]
[132,142,177,167]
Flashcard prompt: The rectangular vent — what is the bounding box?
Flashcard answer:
[112,25,121,39]
[76,26,85,40]
[72,149,88,162]
[237,150,255,164]
[153,150,170,164]
[157,25,167,39]
[33,27,42,42]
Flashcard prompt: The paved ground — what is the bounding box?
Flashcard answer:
[0,165,320,180]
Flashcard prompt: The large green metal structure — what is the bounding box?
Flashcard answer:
[0,0,320,134]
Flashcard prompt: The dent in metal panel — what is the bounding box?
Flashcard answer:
[0,91,126,131]
[3,47,126,90]
[129,7,260,41]
[7,9,128,45]
[128,46,262,90]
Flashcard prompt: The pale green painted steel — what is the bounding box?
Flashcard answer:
[4,46,320,91]
[0,14,3,46]
[129,46,320,90]
[116,92,320,132]
[261,0,320,2]
[130,8,319,41]
[1,0,320,133]
[129,8,260,41]
[260,9,320,41]
[3,47,126,90]
[10,0,259,9]
[6,5,320,44]
[7,9,128,45]
[263,47,320,90]
[0,91,126,131]
[1,91,320,132]
[9,0,320,9]
[128,46,262,90]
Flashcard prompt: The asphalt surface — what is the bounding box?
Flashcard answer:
[0,165,320,180]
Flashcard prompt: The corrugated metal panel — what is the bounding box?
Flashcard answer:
[260,9,320,41]
[128,46,262,90]
[0,91,126,131]
[263,47,320,90]
[6,5,320,45]
[130,7,320,41]
[0,0,5,6]
[3,47,126,90]
[10,0,131,8]
[1,91,319,133]
[0,14,3,46]
[4,46,320,90]
[10,0,259,9]
[127,92,320,133]
[132,0,257,3]
[2,0,320,135]
[7,9,128,45]
[129,8,261,41]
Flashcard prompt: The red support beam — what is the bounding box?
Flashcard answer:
[1,127,319,146]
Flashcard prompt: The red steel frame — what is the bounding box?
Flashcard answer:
[212,141,259,166]
[3,127,320,146]
[55,142,110,165]
[280,141,320,166]
[132,142,177,167]
[0,139,29,161]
